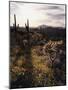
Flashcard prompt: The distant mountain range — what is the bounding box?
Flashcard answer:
[38,24,48,29]
[38,24,65,29]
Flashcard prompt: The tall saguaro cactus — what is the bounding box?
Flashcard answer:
[25,19,29,33]
[14,14,16,32]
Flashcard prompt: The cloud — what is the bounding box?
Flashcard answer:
[36,4,65,11]
[47,5,63,10]
[47,13,65,19]
[10,2,19,10]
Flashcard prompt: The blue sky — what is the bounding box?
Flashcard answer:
[10,2,65,27]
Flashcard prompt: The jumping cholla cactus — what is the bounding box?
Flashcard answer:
[43,40,63,68]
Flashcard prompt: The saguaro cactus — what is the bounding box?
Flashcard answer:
[25,19,29,33]
[25,19,30,46]
[14,14,16,32]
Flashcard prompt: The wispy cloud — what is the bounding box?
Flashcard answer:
[46,5,63,10]
[47,13,65,19]
[35,4,64,11]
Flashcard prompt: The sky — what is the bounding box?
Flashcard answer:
[10,2,65,28]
